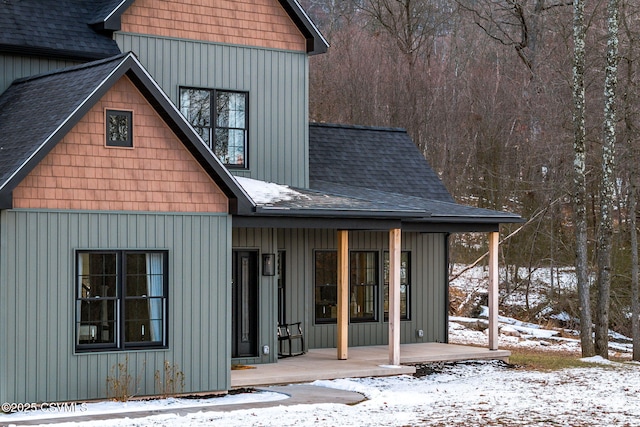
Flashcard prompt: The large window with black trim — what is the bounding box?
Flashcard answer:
[314,250,381,324]
[383,251,410,321]
[179,87,248,168]
[75,251,168,352]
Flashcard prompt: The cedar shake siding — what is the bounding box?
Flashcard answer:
[120,0,307,52]
[12,76,228,212]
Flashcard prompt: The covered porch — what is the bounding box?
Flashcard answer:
[231,342,510,388]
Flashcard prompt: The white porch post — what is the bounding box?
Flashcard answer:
[337,229,349,360]
[388,228,402,365]
[488,231,499,350]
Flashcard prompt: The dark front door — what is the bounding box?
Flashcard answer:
[232,250,258,358]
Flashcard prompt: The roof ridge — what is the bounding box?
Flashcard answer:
[12,52,130,85]
[309,122,407,133]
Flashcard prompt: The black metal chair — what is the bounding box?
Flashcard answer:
[277,322,305,358]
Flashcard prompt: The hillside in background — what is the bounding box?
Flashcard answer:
[449,264,634,358]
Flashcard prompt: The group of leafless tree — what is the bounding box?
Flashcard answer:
[301,0,640,359]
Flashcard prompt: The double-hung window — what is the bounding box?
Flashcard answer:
[314,250,380,324]
[383,251,410,321]
[350,251,378,322]
[75,251,168,352]
[180,88,248,168]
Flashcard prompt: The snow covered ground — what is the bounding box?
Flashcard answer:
[3,264,639,426]
[4,356,639,427]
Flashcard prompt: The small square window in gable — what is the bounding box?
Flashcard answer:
[106,109,133,147]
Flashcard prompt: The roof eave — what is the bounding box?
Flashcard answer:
[254,206,428,218]
[420,215,525,224]
[90,0,135,33]
[278,0,329,55]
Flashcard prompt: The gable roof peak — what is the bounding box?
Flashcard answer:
[0,52,253,212]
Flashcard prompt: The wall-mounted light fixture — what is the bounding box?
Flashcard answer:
[262,253,275,276]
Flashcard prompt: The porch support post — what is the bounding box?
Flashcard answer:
[337,229,349,360]
[388,228,401,365]
[488,231,499,350]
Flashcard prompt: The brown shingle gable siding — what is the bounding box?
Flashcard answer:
[13,77,228,213]
[120,0,306,51]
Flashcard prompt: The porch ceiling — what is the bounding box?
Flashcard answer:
[231,343,511,388]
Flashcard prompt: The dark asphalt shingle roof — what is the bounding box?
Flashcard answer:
[309,123,454,203]
[0,0,121,60]
[0,0,327,58]
[306,123,522,224]
[307,181,520,222]
[252,185,428,217]
[0,54,129,191]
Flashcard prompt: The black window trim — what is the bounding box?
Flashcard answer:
[314,249,386,325]
[105,109,133,148]
[179,86,249,169]
[349,250,379,323]
[383,250,411,322]
[313,249,338,325]
[75,249,169,353]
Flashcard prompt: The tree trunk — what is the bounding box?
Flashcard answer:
[595,0,619,359]
[572,0,595,357]
[630,182,640,361]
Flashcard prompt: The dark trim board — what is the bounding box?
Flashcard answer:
[233,216,403,230]
[234,216,505,233]
[403,222,502,233]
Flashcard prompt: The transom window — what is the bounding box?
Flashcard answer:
[384,251,410,321]
[106,110,133,147]
[180,88,248,167]
[75,251,168,352]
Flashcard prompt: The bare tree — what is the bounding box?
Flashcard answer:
[620,0,640,361]
[593,0,618,358]
[358,0,453,66]
[456,0,572,75]
[572,0,595,357]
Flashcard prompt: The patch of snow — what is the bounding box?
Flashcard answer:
[19,361,640,427]
[551,311,572,322]
[236,176,308,204]
[1,391,288,423]
[580,355,615,365]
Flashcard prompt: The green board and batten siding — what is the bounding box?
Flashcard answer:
[116,34,309,188]
[0,210,231,403]
[0,54,81,95]
[277,229,448,350]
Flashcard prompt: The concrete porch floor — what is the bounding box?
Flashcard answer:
[231,343,510,388]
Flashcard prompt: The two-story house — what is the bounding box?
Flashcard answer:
[0,0,521,403]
